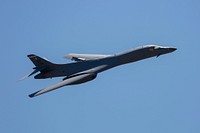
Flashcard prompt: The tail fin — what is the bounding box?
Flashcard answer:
[27,54,53,69]
[20,54,56,80]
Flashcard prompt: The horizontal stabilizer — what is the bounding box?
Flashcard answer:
[19,69,40,81]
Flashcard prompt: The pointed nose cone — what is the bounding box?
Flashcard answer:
[169,47,177,52]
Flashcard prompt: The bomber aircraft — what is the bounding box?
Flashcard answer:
[22,45,176,98]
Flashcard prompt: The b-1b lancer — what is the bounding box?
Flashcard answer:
[22,45,176,98]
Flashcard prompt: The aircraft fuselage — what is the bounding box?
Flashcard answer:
[34,45,176,79]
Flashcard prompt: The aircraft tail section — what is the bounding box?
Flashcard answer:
[20,54,57,80]
[28,54,54,69]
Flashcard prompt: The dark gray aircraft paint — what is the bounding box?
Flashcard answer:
[22,45,176,97]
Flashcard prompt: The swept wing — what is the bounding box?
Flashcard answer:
[65,54,111,61]
[29,73,97,98]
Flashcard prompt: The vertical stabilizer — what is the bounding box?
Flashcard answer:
[27,54,53,68]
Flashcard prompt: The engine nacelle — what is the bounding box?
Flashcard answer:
[63,73,97,85]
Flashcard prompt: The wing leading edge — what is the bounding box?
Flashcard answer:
[65,54,112,61]
[29,73,97,98]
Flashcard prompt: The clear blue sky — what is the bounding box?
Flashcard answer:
[1,0,199,133]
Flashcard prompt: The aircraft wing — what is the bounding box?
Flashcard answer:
[65,53,112,61]
[29,73,97,98]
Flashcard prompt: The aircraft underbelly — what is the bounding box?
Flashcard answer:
[49,60,112,78]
